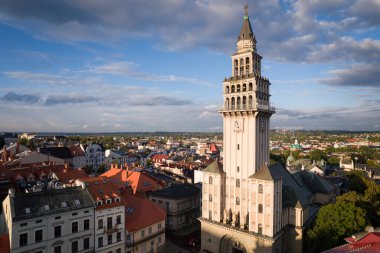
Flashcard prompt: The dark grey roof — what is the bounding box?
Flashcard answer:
[39,147,73,159]
[149,183,200,199]
[237,12,255,42]
[203,160,224,174]
[11,187,95,222]
[294,171,334,194]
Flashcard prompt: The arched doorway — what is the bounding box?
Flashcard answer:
[219,235,247,253]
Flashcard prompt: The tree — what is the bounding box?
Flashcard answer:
[19,138,28,146]
[327,156,340,165]
[309,149,327,161]
[308,201,368,252]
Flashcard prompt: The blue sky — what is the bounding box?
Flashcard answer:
[0,0,379,132]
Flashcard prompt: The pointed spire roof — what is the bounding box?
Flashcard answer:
[237,5,255,42]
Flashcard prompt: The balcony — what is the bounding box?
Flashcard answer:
[106,224,121,234]
[219,101,275,113]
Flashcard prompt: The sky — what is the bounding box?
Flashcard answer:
[0,0,379,132]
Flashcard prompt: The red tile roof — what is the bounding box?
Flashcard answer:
[69,146,85,156]
[101,168,163,194]
[0,234,10,253]
[323,231,380,253]
[54,168,88,185]
[79,177,124,210]
[122,191,166,232]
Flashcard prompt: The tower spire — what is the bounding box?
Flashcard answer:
[237,3,255,43]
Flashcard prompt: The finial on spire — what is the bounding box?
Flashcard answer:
[243,2,250,20]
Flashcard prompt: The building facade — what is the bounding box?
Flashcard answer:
[149,183,200,232]
[76,177,125,253]
[2,187,95,253]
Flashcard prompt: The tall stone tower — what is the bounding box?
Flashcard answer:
[200,5,283,253]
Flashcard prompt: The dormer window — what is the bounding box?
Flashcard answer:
[106,199,112,204]
[97,200,103,206]
[114,197,120,202]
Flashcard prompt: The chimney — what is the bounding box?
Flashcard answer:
[8,188,15,198]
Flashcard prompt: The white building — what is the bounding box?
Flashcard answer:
[199,6,333,253]
[84,144,105,171]
[2,187,95,253]
[77,177,125,253]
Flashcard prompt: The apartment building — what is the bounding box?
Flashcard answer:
[2,186,95,253]
[123,192,166,253]
[77,177,125,253]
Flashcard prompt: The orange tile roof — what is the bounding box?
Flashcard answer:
[122,191,166,232]
[0,234,10,253]
[54,168,88,184]
[101,168,162,194]
[79,177,124,210]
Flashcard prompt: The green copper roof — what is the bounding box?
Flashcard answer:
[249,164,282,181]
[203,160,224,174]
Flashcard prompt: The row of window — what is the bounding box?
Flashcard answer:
[96,197,121,206]
[21,236,90,253]
[208,177,264,193]
[98,215,121,229]
[140,223,162,237]
[20,219,90,247]
[98,232,122,247]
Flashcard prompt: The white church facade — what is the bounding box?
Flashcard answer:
[199,6,334,253]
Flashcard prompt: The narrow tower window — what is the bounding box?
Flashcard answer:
[236,197,240,205]
[258,224,263,234]
[258,204,263,213]
[259,184,263,194]
[236,179,240,188]
[237,144,240,150]
[209,194,212,202]
[209,176,213,184]
[237,166,240,172]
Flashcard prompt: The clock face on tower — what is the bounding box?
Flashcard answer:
[233,119,243,132]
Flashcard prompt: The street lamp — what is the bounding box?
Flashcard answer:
[354,156,358,170]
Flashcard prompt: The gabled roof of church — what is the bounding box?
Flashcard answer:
[238,7,255,42]
[203,160,224,174]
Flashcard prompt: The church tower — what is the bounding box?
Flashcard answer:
[200,5,283,253]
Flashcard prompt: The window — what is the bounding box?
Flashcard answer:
[108,234,112,244]
[258,223,263,234]
[84,219,90,230]
[126,234,131,241]
[237,144,240,150]
[54,226,61,238]
[209,194,212,202]
[259,184,263,194]
[149,227,152,234]
[107,217,112,229]
[158,223,162,229]
[236,197,240,205]
[141,229,145,237]
[116,249,121,253]
[72,212,77,216]
[116,215,121,224]
[84,210,89,214]
[209,176,213,184]
[54,246,61,253]
[72,222,78,233]
[258,204,263,213]
[117,232,121,242]
[98,237,103,248]
[20,223,27,227]
[35,229,43,243]
[158,236,162,244]
[98,219,103,229]
[36,220,42,224]
[55,216,61,220]
[237,166,240,172]
[19,233,28,247]
[236,179,240,188]
[71,241,78,253]
[209,210,212,220]
[83,238,90,250]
